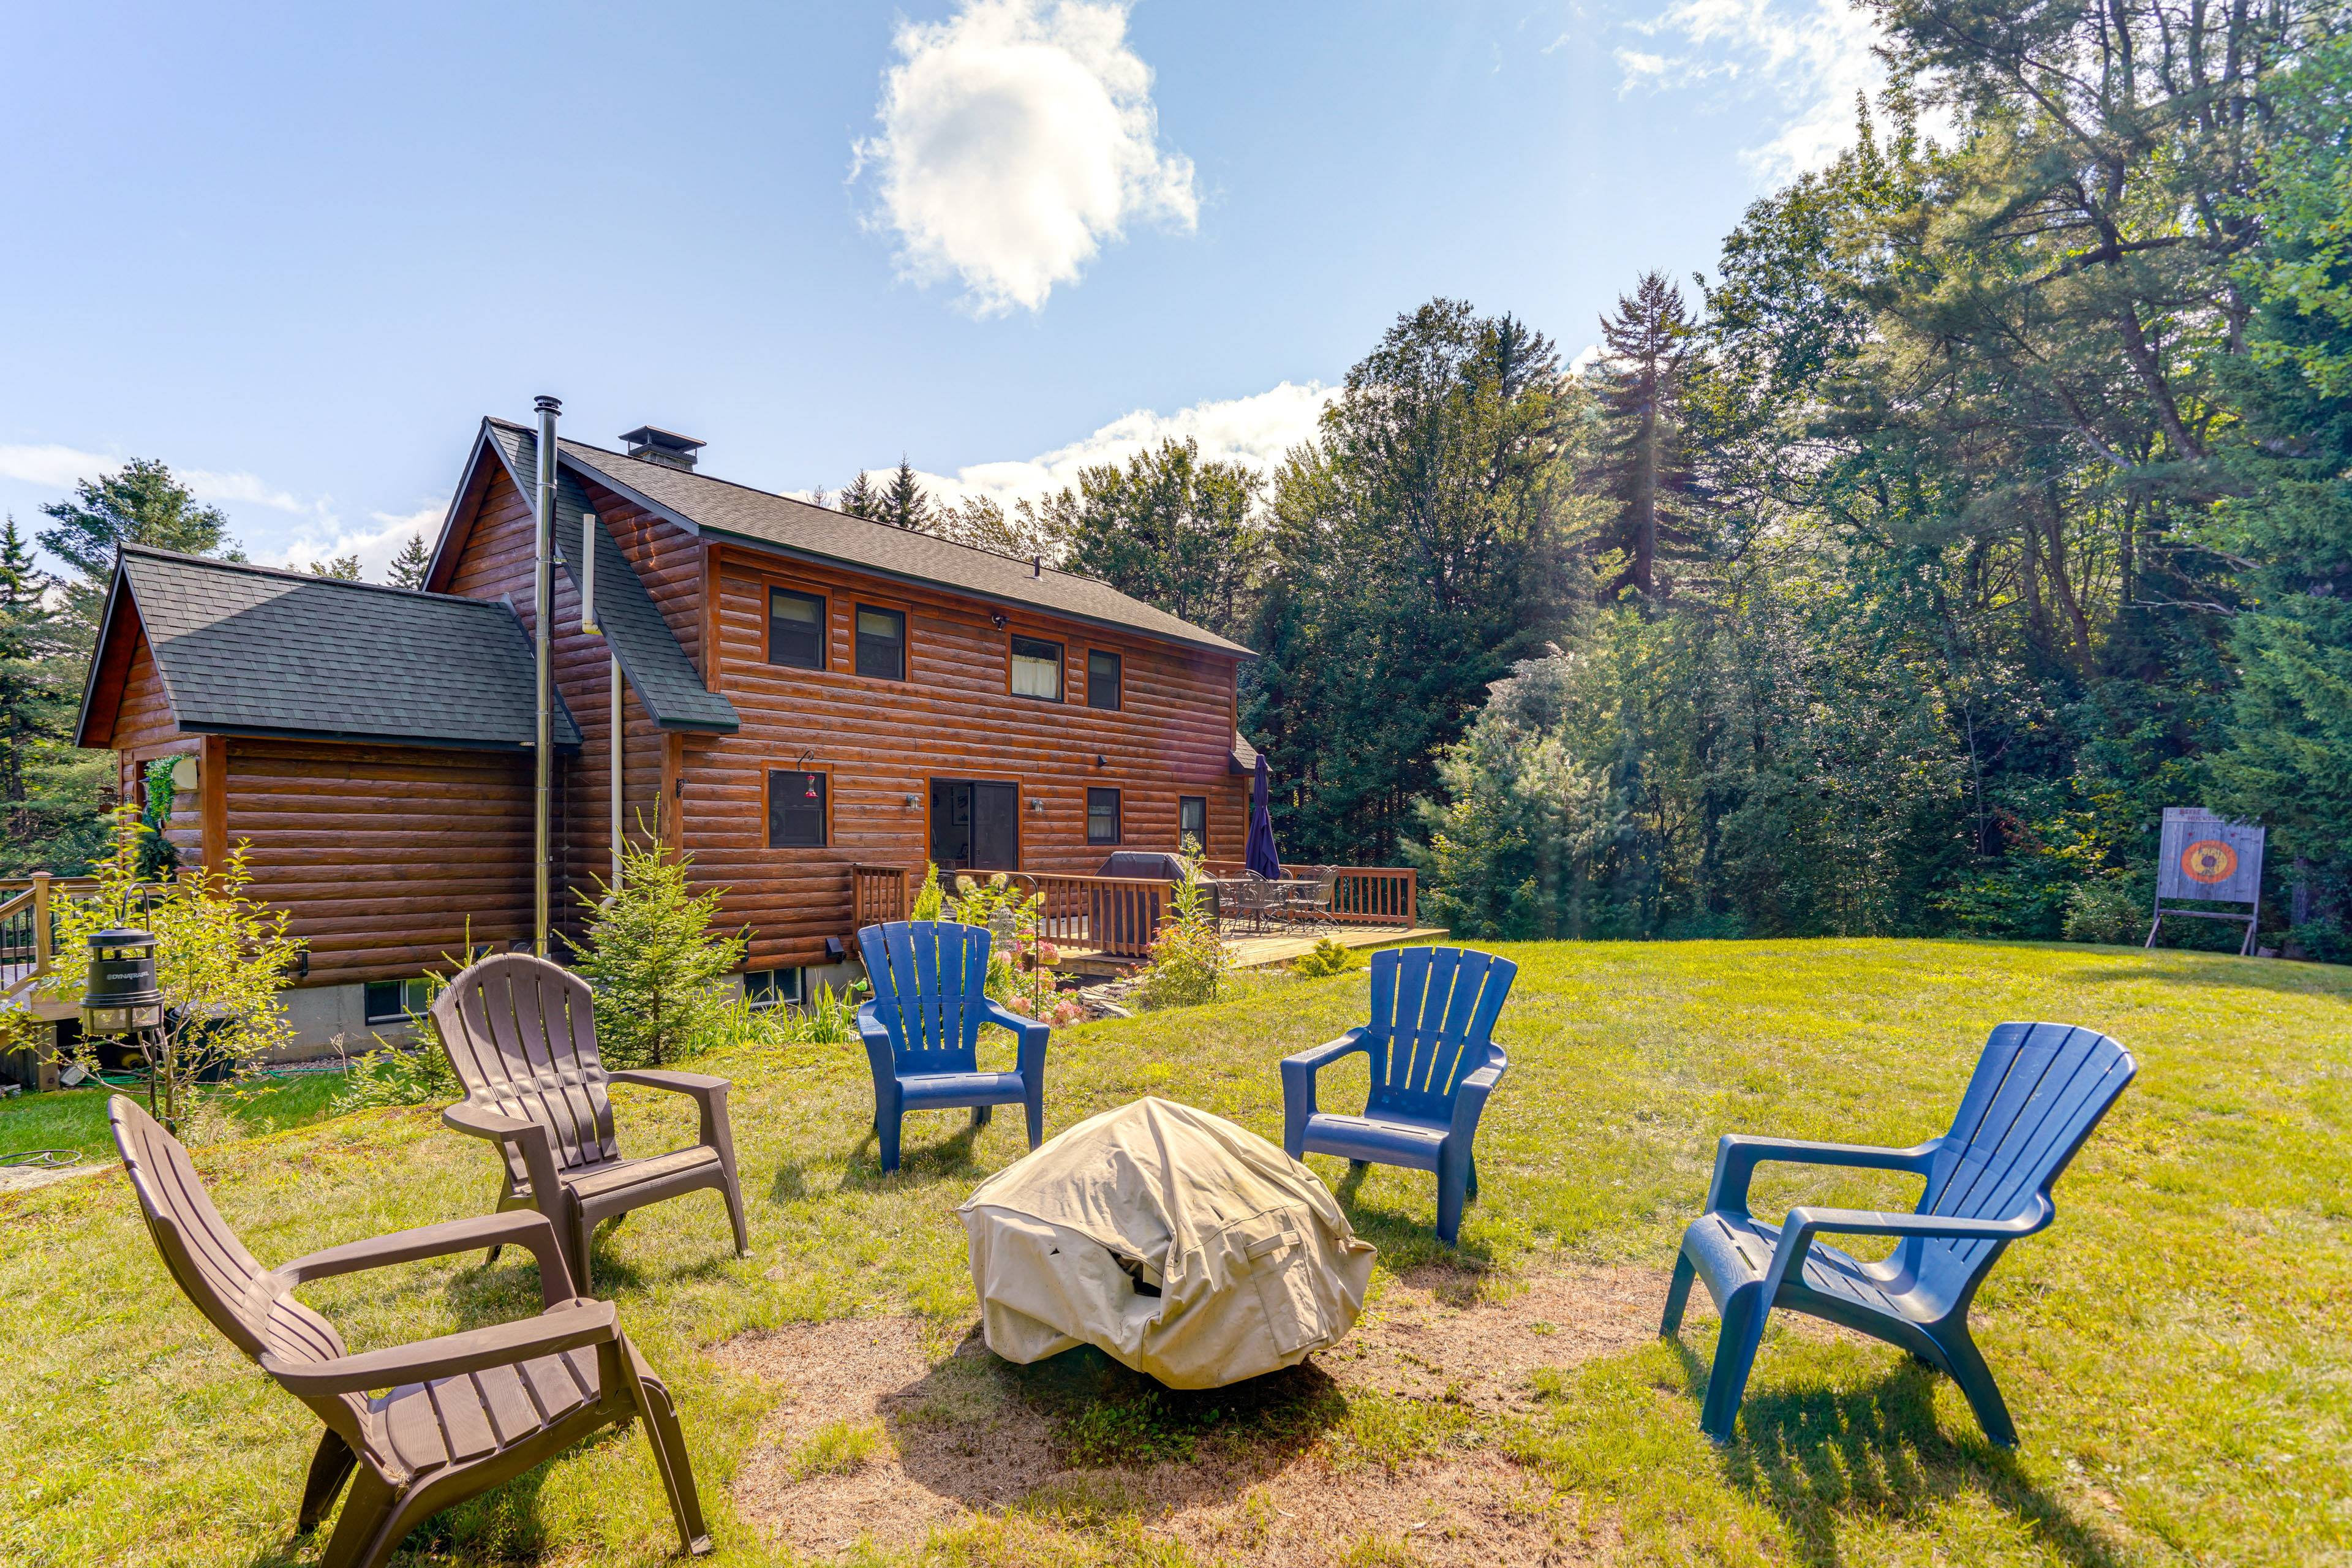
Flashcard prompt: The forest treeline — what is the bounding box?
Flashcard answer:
[7,0,2345,959]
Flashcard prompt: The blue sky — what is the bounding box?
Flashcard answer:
[0,0,1889,577]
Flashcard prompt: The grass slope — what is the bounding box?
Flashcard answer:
[0,938,2344,1566]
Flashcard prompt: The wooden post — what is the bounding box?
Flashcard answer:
[661,732,684,854]
[200,736,228,876]
[31,871,51,976]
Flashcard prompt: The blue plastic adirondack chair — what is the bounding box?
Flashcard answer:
[856,921,1050,1174]
[1662,1020,2136,1447]
[1281,946,1518,1245]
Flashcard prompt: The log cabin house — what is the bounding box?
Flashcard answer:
[69,412,1276,1050]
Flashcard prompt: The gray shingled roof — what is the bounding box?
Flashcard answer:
[486,424,740,732]
[485,418,1253,658]
[88,546,582,751]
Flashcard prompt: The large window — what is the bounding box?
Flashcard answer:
[856,605,905,680]
[768,768,827,847]
[1087,649,1122,710]
[364,976,431,1023]
[1011,636,1063,701]
[767,587,826,669]
[1178,796,1207,853]
[1087,786,1121,846]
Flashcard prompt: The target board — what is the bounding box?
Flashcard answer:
[2155,808,2264,905]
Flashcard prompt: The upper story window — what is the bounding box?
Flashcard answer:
[768,588,826,669]
[769,769,827,847]
[1087,649,1122,710]
[1011,636,1064,701]
[856,606,905,680]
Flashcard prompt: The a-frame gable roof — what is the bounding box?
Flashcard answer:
[479,421,739,733]
[76,545,582,752]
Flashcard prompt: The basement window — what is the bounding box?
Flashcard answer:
[364,977,432,1023]
[1011,636,1063,701]
[744,968,805,1009]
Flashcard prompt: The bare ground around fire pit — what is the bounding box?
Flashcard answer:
[715,1263,1706,1566]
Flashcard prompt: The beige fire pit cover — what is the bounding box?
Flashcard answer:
[958,1096,1376,1389]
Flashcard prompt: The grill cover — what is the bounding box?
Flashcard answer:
[958,1097,1376,1388]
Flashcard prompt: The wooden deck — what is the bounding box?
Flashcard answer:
[1055,922,1450,976]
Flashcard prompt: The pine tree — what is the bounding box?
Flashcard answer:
[386,533,431,589]
[306,556,361,579]
[837,470,881,519]
[0,517,69,850]
[37,459,235,652]
[881,459,932,531]
[1585,272,1704,603]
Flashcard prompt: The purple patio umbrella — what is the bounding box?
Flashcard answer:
[1245,751,1284,880]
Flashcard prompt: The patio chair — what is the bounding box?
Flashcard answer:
[1661,1020,2136,1447]
[858,920,1050,1173]
[1223,872,1283,935]
[1277,865,1340,931]
[107,1096,712,1567]
[431,953,748,1295]
[1281,946,1518,1244]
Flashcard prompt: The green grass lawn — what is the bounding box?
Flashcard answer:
[0,1069,349,1164]
[1,938,2345,1566]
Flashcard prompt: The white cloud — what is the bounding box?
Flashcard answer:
[871,381,1336,514]
[0,443,121,490]
[1618,0,1910,181]
[180,469,311,513]
[270,500,447,582]
[854,0,1197,315]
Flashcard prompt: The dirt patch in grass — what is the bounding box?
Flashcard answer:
[716,1265,1664,1563]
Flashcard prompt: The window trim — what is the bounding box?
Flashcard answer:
[363,976,432,1025]
[1178,794,1208,854]
[765,585,829,671]
[764,765,832,850]
[853,601,909,682]
[1009,635,1066,703]
[1085,647,1123,711]
[1087,786,1122,846]
[743,967,805,1009]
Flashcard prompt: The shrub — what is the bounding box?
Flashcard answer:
[1139,848,1226,1009]
[1292,937,1361,978]
[2063,877,2149,946]
[910,861,945,921]
[572,842,745,1068]
[39,806,303,1133]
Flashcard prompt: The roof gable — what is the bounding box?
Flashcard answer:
[483,423,738,733]
[79,546,582,752]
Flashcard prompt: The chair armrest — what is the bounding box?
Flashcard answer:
[981,997,1052,1083]
[1280,1028,1370,1150]
[611,1069,736,1174]
[276,1210,575,1309]
[857,1003,897,1078]
[1764,1198,2054,1289]
[1447,1060,1506,1140]
[261,1300,619,1395]
[1705,1133,1943,1216]
[443,1102,565,1226]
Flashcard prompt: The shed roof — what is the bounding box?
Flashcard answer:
[78,545,582,752]
[483,418,1253,658]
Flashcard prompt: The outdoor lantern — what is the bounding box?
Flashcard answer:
[81,928,165,1036]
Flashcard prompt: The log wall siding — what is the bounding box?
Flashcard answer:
[225,740,533,985]
[697,549,1250,969]
[105,630,206,868]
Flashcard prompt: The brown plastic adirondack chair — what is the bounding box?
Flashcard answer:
[432,953,748,1294]
[107,1096,713,1567]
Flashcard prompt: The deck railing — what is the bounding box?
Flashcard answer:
[1200,861,1418,927]
[0,874,106,1009]
[850,864,909,929]
[1031,874,1175,960]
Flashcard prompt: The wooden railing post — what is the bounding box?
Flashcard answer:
[32,870,51,975]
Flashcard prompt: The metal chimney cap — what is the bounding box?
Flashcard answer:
[534,394,564,414]
[620,426,707,470]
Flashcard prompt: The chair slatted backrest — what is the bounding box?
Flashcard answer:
[1363,946,1519,1123]
[859,921,992,1073]
[432,953,619,1177]
[1911,1021,2136,1300]
[108,1097,364,1431]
